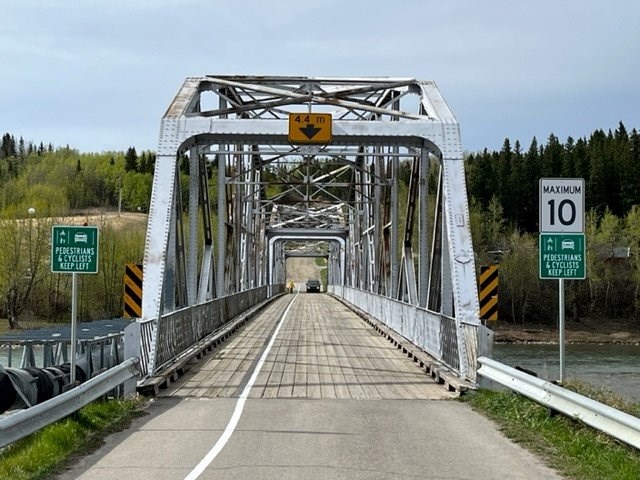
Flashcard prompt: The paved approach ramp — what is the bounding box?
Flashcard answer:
[56,294,561,480]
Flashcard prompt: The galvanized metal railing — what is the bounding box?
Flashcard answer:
[138,286,281,377]
[138,319,154,376]
[329,285,473,377]
[478,356,640,450]
[1,332,124,370]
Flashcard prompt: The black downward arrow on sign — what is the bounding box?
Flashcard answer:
[300,124,321,139]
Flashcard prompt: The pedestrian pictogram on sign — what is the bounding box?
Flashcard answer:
[288,113,332,144]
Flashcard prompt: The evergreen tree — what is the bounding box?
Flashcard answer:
[145,152,156,174]
[124,146,138,172]
[587,129,611,214]
[179,153,190,175]
[630,129,640,203]
[541,133,563,176]
[574,137,590,183]
[561,136,576,177]
[138,151,157,174]
[617,123,638,212]
[139,152,148,174]
[497,138,513,221]
[466,149,497,209]
[18,137,26,158]
[1,133,17,158]
[519,137,541,232]
[508,140,525,228]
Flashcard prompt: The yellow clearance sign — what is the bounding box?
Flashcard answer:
[288,113,332,144]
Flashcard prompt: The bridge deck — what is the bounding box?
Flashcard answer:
[164,293,453,400]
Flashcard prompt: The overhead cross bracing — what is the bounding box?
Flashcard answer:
[143,75,482,380]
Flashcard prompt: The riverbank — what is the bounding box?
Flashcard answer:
[493,319,640,344]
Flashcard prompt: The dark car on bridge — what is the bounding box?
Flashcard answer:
[305,278,321,293]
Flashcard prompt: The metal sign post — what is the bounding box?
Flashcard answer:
[558,278,564,382]
[70,273,78,383]
[539,178,585,384]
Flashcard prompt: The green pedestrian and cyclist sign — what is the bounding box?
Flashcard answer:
[51,225,99,274]
[539,233,585,279]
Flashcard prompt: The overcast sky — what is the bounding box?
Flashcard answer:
[1,1,638,154]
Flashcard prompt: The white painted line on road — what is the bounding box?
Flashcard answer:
[184,294,298,480]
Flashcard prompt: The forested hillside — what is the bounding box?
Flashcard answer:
[0,134,154,215]
[2,123,640,329]
[466,122,640,326]
[466,123,640,232]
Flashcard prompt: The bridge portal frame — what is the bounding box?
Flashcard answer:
[143,76,481,379]
[266,228,347,287]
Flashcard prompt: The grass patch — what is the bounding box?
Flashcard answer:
[320,268,327,288]
[314,257,327,267]
[312,257,328,288]
[0,396,146,480]
[463,384,640,479]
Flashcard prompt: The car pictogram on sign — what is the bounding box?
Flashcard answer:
[561,239,575,250]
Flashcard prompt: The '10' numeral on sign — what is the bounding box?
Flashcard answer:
[546,199,576,227]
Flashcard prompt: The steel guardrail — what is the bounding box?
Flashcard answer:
[478,356,640,450]
[0,357,141,449]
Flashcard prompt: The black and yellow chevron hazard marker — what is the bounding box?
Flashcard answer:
[479,265,498,321]
[124,263,143,318]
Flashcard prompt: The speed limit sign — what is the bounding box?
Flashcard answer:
[539,178,584,233]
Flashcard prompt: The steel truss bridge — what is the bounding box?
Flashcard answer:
[140,75,490,383]
[6,77,640,463]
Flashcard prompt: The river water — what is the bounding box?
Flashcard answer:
[493,343,640,402]
[1,346,48,368]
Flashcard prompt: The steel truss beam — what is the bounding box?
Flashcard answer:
[144,76,481,378]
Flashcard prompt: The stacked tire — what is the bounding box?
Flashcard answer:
[0,362,88,414]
